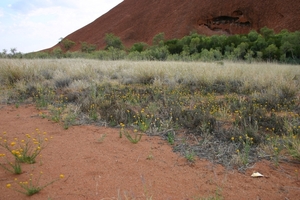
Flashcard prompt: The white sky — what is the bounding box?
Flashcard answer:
[0,0,123,53]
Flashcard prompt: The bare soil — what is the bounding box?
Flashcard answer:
[0,104,299,200]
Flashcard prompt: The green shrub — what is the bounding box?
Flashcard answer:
[129,42,148,52]
[80,42,97,53]
[52,47,63,58]
[105,33,124,50]
[61,39,76,50]
[152,32,165,46]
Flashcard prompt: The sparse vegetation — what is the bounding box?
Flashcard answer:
[1,129,64,196]
[0,59,299,170]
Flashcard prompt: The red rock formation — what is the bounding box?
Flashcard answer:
[48,0,300,51]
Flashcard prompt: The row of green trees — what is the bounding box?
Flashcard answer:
[0,48,23,58]
[3,27,300,63]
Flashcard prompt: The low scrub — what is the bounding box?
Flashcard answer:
[0,59,299,170]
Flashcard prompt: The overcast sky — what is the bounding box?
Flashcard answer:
[0,0,123,53]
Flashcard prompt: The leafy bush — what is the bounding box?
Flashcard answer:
[130,42,148,52]
[80,42,97,53]
[142,46,169,60]
[61,39,76,50]
[152,32,165,46]
[52,47,63,58]
[105,33,124,50]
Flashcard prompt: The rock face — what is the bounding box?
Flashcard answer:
[50,0,300,51]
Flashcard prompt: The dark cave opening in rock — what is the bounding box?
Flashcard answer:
[211,16,239,24]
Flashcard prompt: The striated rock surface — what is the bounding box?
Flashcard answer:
[48,0,300,51]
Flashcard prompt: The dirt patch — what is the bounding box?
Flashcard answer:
[0,104,299,199]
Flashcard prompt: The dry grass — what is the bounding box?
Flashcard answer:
[0,59,299,90]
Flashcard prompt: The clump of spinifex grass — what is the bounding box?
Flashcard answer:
[0,129,50,164]
[6,172,64,196]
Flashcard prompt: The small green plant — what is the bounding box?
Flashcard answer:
[146,154,154,160]
[63,113,77,130]
[0,129,50,164]
[263,135,285,166]
[284,134,300,161]
[39,112,47,119]
[88,104,98,121]
[6,172,64,196]
[146,148,154,160]
[137,113,151,132]
[185,150,196,163]
[33,88,55,108]
[241,137,252,165]
[233,134,253,165]
[0,154,22,174]
[167,132,175,145]
[50,106,64,123]
[119,123,125,138]
[97,134,107,143]
[120,128,142,144]
[49,95,67,123]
